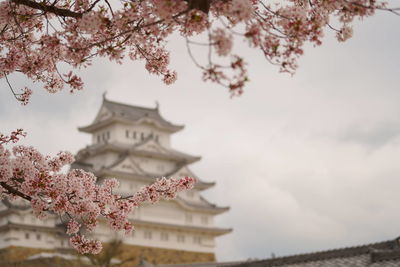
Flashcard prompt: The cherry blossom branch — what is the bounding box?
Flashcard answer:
[1,0,396,100]
[0,181,32,201]
[10,0,83,18]
[0,132,196,254]
[344,0,400,16]
[0,129,26,145]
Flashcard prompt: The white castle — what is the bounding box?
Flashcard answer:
[0,97,231,264]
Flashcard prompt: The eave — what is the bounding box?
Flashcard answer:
[175,196,230,215]
[95,169,220,198]
[130,149,201,164]
[76,143,201,165]
[79,116,184,134]
[0,222,63,234]
[132,219,232,237]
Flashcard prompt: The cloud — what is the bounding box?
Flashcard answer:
[335,122,400,149]
[1,5,400,264]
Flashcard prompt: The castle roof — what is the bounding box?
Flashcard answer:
[79,98,184,133]
[230,237,400,266]
[148,237,400,267]
[75,138,201,164]
[132,219,232,236]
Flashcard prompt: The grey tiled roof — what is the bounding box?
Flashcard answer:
[141,237,400,267]
[226,237,400,267]
[139,259,247,267]
[75,140,201,164]
[80,98,184,133]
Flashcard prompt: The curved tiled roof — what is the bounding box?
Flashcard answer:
[227,237,400,267]
[75,140,201,164]
[144,237,400,267]
[79,98,184,133]
[131,219,232,236]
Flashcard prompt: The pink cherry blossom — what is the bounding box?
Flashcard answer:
[210,28,233,57]
[67,220,81,235]
[0,0,391,100]
[0,132,196,254]
[0,0,395,254]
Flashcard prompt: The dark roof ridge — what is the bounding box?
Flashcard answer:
[370,247,400,263]
[230,238,400,267]
[104,98,157,112]
[103,98,179,129]
[76,140,200,163]
[80,98,184,133]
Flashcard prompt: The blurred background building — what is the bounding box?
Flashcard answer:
[0,97,231,266]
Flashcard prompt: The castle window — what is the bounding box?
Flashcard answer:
[193,236,201,244]
[25,233,30,239]
[102,132,110,141]
[141,132,144,140]
[144,230,152,239]
[36,234,41,241]
[97,135,101,143]
[177,234,185,243]
[160,232,168,241]
[126,130,129,138]
[133,131,137,139]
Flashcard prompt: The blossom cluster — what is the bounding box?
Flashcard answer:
[0,0,388,101]
[0,133,196,254]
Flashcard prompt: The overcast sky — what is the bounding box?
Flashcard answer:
[1,4,400,262]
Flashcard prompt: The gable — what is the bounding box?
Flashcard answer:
[110,156,145,175]
[135,139,168,154]
[171,166,196,179]
[94,106,113,123]
[136,118,165,130]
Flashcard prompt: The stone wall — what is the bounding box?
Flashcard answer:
[118,243,215,266]
[0,244,215,266]
[0,246,51,262]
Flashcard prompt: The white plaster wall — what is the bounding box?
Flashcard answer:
[135,156,176,176]
[0,230,12,249]
[140,201,185,225]
[94,222,215,253]
[0,228,57,249]
[92,125,115,145]
[97,123,171,147]
[85,152,120,170]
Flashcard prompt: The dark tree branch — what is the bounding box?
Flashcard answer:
[344,0,400,16]
[184,0,212,14]
[10,0,83,18]
[0,182,32,201]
